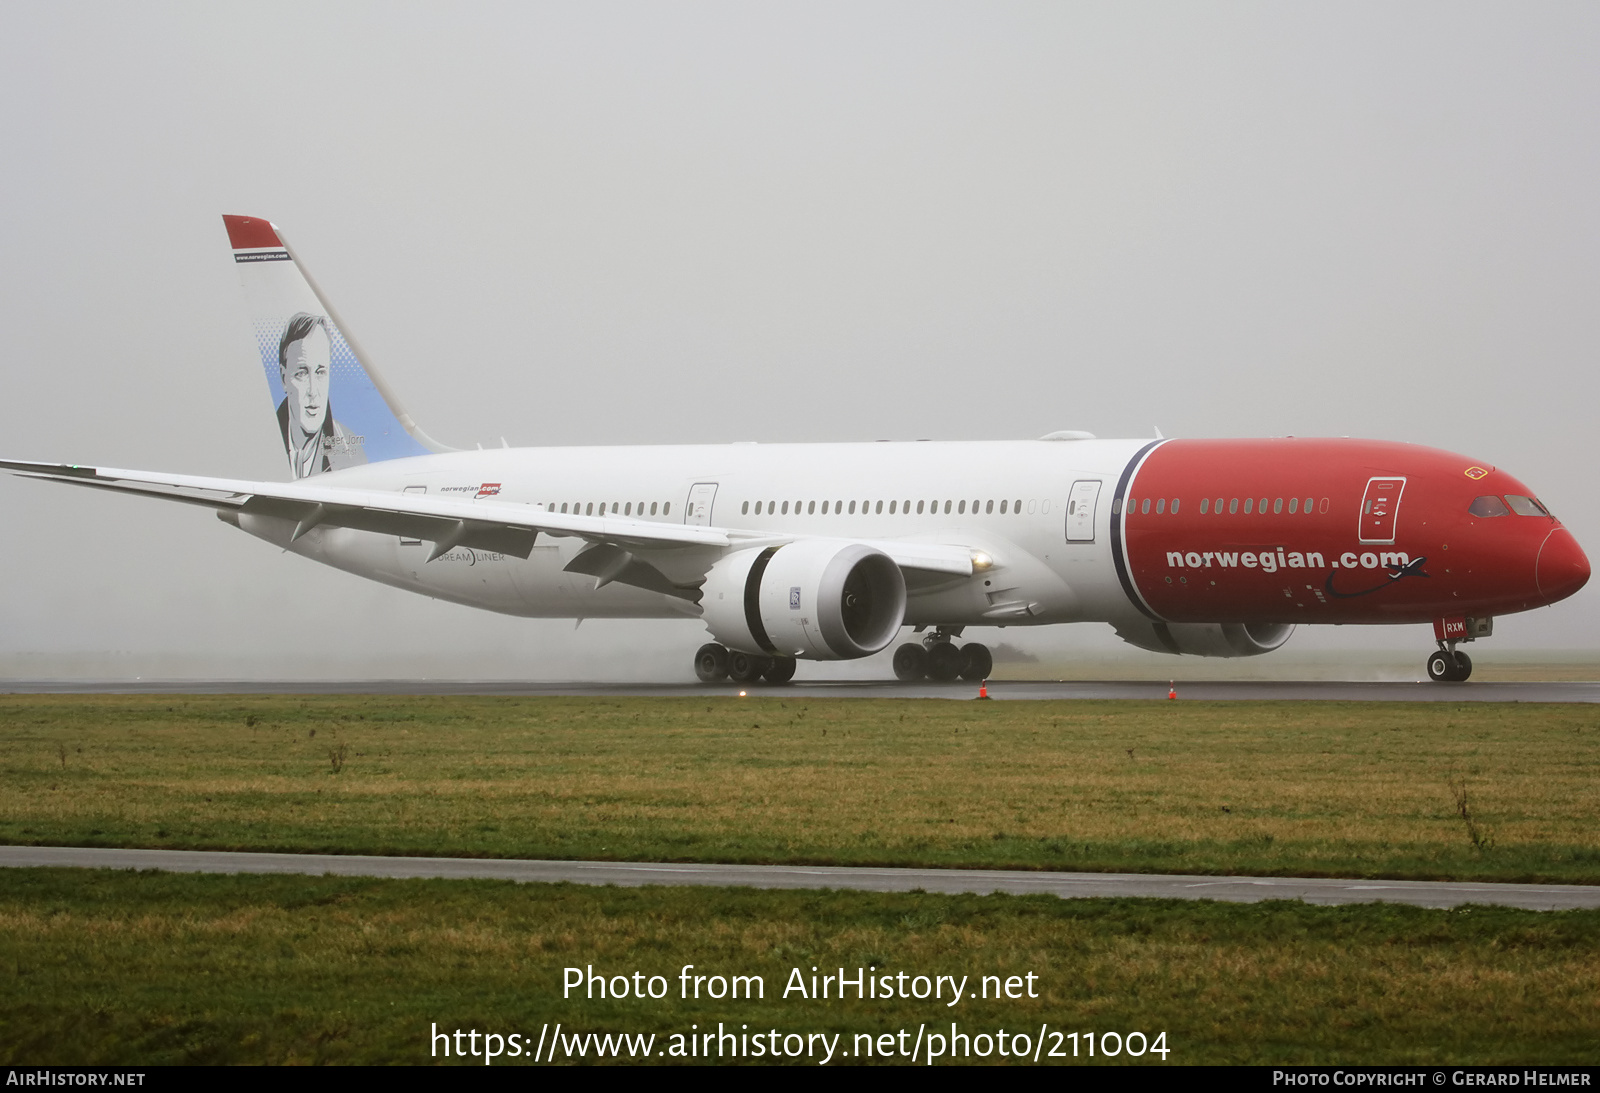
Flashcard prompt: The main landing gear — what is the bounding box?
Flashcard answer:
[694,643,797,685]
[1427,645,1473,683]
[893,628,992,683]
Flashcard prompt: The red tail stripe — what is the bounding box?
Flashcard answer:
[222,214,283,250]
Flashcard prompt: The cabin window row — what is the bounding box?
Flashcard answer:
[1117,496,1333,516]
[740,498,1029,517]
[1196,496,1328,515]
[544,501,671,516]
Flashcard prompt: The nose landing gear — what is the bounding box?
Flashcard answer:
[1426,617,1489,683]
[1426,644,1473,683]
[893,629,993,682]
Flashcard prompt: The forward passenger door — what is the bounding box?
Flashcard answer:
[1066,480,1101,542]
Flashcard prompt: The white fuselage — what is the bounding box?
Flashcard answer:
[234,437,1148,629]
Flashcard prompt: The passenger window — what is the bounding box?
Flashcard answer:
[944,500,952,514]
[1243,498,1252,514]
[1200,498,1209,514]
[1287,498,1297,514]
[1505,495,1546,517]
[650,502,658,515]
[1215,497,1224,513]
[958,500,966,514]
[1318,497,1328,514]
[889,500,897,514]
[781,501,789,515]
[986,500,994,514]
[1271,498,1281,514]
[916,500,925,514]
[875,501,883,514]
[1000,500,1008,514]
[1171,498,1179,514]
[848,500,856,514]
[741,501,748,515]
[808,501,816,514]
[1155,498,1165,514]
[1013,499,1022,513]
[1229,498,1239,514]
[1139,498,1150,515]
[663,502,671,515]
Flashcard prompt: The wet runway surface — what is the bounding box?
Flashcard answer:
[4,679,1599,702]
[2,846,1593,911]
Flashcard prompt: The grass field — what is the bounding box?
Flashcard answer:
[3,868,1597,1065]
[2,694,1598,882]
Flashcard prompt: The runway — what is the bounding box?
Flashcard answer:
[3,679,1599,702]
[2,845,1595,911]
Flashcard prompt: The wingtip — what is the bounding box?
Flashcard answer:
[221,214,282,250]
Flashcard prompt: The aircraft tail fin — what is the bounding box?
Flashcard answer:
[222,215,454,480]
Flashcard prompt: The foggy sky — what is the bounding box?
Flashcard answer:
[2,2,1596,680]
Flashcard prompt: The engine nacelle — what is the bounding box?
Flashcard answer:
[701,541,907,660]
[1113,620,1295,658]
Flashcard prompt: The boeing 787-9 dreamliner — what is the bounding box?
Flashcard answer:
[3,216,1589,684]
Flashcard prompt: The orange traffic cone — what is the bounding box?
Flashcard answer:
[1167,682,1177,700]
[977,680,991,700]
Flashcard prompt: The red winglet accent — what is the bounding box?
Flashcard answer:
[222,214,283,250]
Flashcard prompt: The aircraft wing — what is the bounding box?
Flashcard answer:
[1,460,975,578]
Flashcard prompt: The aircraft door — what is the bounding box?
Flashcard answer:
[685,482,718,526]
[1358,476,1406,544]
[1066,480,1101,541]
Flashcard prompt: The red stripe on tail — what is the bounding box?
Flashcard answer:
[222,214,282,250]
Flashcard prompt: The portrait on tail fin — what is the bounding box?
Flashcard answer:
[275,312,366,478]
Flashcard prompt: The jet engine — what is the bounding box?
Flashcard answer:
[700,541,907,660]
[1113,619,1295,658]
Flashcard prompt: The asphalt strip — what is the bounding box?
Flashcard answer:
[1,846,1595,911]
[5,680,1600,701]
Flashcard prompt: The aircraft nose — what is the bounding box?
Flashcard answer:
[1536,527,1590,604]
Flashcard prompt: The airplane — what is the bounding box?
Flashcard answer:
[2,215,1589,685]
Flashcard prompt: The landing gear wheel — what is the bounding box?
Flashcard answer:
[1426,651,1452,682]
[1427,650,1470,683]
[959,642,993,681]
[728,651,770,684]
[927,641,963,682]
[893,643,928,682]
[762,656,797,684]
[694,643,730,683]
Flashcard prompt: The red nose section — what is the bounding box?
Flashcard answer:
[1537,527,1590,605]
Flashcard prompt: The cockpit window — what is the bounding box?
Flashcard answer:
[1505,494,1550,517]
[1468,495,1510,517]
